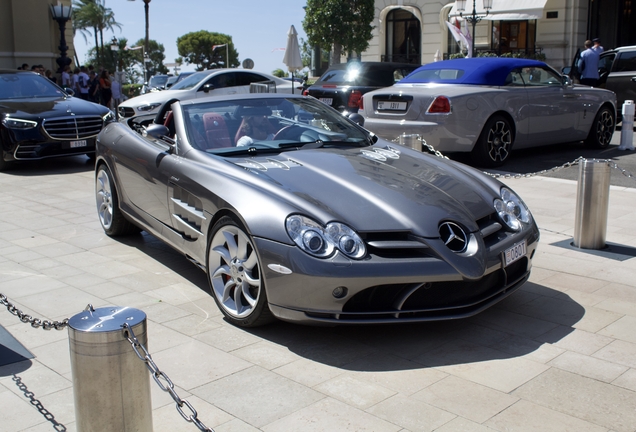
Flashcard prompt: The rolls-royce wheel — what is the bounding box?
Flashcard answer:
[207,216,274,327]
[471,115,513,168]
[585,106,615,149]
[95,164,140,236]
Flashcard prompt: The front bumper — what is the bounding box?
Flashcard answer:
[254,225,539,325]
[1,128,96,162]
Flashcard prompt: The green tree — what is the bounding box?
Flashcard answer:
[272,69,286,78]
[131,38,169,78]
[72,0,121,65]
[177,31,239,70]
[303,0,374,64]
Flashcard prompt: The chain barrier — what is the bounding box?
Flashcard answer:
[0,293,68,330]
[122,323,214,432]
[13,374,67,431]
[391,135,636,181]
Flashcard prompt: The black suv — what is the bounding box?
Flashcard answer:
[597,45,636,116]
[304,62,419,113]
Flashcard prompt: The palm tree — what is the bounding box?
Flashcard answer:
[72,0,121,65]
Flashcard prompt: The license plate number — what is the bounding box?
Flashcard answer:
[377,101,407,111]
[70,140,87,148]
[319,98,333,105]
[504,240,527,267]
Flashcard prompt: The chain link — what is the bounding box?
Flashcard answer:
[122,323,215,432]
[390,135,636,181]
[0,293,68,330]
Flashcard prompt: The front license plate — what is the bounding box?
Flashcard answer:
[319,98,333,105]
[504,240,527,267]
[70,140,87,148]
[377,101,407,111]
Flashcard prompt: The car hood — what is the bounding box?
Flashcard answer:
[0,96,108,118]
[229,144,498,238]
[119,89,184,108]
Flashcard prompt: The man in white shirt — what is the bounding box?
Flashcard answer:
[61,65,71,88]
[110,75,122,111]
[77,66,90,100]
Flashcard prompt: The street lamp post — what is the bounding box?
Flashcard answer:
[456,0,493,58]
[128,0,151,60]
[110,36,119,74]
[50,1,73,73]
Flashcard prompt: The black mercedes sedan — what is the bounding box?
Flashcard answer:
[0,69,114,170]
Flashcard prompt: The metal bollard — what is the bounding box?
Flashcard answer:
[618,100,634,151]
[573,159,611,249]
[398,133,421,151]
[68,306,152,432]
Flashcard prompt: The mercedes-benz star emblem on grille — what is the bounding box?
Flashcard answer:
[439,222,468,253]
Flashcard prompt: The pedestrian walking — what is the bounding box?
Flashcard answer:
[99,70,112,107]
[578,40,600,87]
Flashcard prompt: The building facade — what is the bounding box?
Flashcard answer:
[0,0,75,72]
[361,0,635,70]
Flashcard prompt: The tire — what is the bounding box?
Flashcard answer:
[471,115,514,167]
[207,216,274,327]
[585,106,615,148]
[95,164,140,236]
[0,151,12,172]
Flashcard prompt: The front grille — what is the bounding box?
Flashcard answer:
[43,116,103,140]
[119,107,135,118]
[363,231,432,259]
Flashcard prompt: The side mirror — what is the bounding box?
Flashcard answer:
[561,66,572,76]
[203,84,213,93]
[347,113,365,127]
[142,124,175,152]
[562,75,573,86]
[64,87,75,96]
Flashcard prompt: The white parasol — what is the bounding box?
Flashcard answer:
[283,25,303,93]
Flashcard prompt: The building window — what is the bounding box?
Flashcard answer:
[491,20,538,56]
[384,9,421,64]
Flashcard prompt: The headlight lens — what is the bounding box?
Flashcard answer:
[286,215,366,259]
[102,110,116,123]
[137,103,162,112]
[494,187,532,231]
[2,117,38,129]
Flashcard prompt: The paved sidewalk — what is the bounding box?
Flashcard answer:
[1,157,636,432]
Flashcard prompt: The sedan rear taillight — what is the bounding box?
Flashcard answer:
[427,96,451,114]
[302,89,309,96]
[348,90,362,109]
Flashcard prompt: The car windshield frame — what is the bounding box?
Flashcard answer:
[0,72,68,99]
[179,96,371,155]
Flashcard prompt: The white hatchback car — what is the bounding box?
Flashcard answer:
[118,69,299,118]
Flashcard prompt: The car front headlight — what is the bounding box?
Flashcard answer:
[286,215,366,259]
[2,117,38,130]
[494,187,532,231]
[137,103,162,112]
[102,110,116,123]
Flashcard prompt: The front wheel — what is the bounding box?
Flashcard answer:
[95,164,140,236]
[471,115,514,167]
[207,216,274,327]
[585,106,615,148]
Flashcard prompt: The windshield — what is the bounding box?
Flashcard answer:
[180,97,370,155]
[170,71,210,90]
[148,75,169,87]
[0,72,67,99]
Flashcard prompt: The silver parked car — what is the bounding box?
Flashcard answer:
[360,58,617,167]
[95,93,539,327]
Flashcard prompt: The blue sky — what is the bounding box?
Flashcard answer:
[73,0,308,76]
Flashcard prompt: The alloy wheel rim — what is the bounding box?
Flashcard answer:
[96,169,113,229]
[596,110,614,146]
[487,121,511,162]
[209,225,261,318]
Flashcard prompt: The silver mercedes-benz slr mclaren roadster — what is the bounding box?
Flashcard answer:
[95,93,539,327]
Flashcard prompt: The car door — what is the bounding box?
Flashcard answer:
[196,72,237,98]
[112,130,180,227]
[520,66,585,143]
[603,49,636,109]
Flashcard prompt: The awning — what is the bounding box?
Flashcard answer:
[448,0,548,21]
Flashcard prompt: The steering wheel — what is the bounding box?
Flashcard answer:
[273,125,301,140]
[154,98,179,125]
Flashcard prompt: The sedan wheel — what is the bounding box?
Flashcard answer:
[585,106,615,148]
[207,216,274,327]
[95,164,140,236]
[472,115,513,168]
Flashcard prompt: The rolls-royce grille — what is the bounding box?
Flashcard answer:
[43,116,103,140]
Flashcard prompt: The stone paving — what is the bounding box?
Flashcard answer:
[1,148,636,431]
